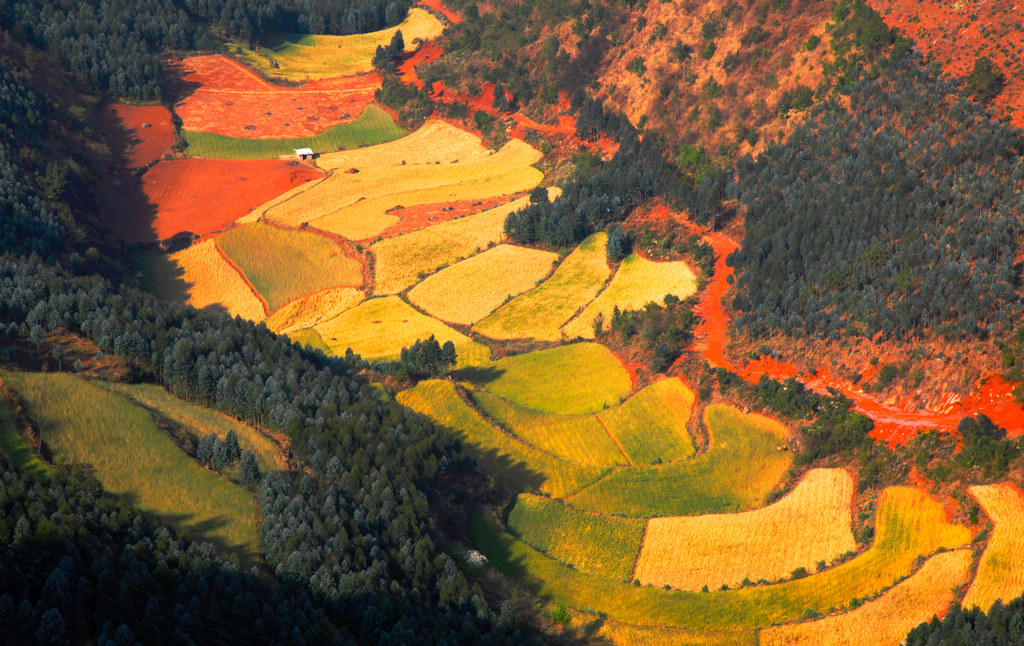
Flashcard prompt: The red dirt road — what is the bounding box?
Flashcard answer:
[867,0,1024,129]
[97,104,174,168]
[418,0,462,24]
[676,207,1024,443]
[108,159,322,242]
[167,55,380,138]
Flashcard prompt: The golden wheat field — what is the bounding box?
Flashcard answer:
[310,295,491,363]
[407,244,560,325]
[596,378,696,465]
[264,287,366,333]
[234,8,444,80]
[143,240,267,321]
[634,469,857,591]
[474,232,611,341]
[371,193,541,294]
[317,121,489,171]
[759,549,973,646]
[255,139,543,232]
[562,253,698,339]
[961,483,1024,612]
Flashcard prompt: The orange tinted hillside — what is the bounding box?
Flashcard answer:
[167,55,380,138]
[97,104,174,169]
[867,0,1024,128]
[418,0,462,24]
[110,159,322,242]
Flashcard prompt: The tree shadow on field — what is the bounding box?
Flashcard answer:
[449,365,504,385]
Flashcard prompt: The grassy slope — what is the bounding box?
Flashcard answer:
[474,233,612,341]
[961,483,1024,612]
[216,222,363,312]
[566,404,791,517]
[453,343,633,415]
[0,384,50,478]
[183,105,405,159]
[472,487,970,630]
[1,371,259,560]
[597,378,696,465]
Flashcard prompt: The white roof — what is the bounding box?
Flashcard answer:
[295,148,314,155]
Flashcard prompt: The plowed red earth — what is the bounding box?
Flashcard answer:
[374,192,529,240]
[108,159,322,242]
[664,205,1024,444]
[867,0,1024,128]
[97,104,174,168]
[166,55,380,138]
[418,0,462,24]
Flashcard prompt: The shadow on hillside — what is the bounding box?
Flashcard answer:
[449,365,504,385]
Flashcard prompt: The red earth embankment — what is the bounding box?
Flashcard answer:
[166,55,380,138]
[418,0,462,24]
[97,104,174,168]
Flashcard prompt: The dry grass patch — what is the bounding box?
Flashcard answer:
[453,343,633,415]
[372,193,543,295]
[234,9,444,80]
[397,380,608,498]
[317,120,488,171]
[311,295,490,363]
[759,549,973,646]
[597,378,696,465]
[1,371,259,561]
[470,391,627,466]
[253,139,542,238]
[97,382,287,474]
[474,233,611,341]
[961,483,1024,612]
[264,287,365,334]
[142,240,266,321]
[563,254,698,339]
[407,244,560,325]
[634,469,856,591]
[567,405,791,517]
[217,222,363,312]
[584,618,756,646]
[508,493,644,580]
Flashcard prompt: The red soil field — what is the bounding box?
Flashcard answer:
[374,192,529,240]
[166,55,380,138]
[97,104,174,169]
[867,0,1024,128]
[657,204,1024,443]
[418,0,462,24]
[108,159,322,243]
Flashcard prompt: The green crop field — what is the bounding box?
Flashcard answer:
[597,378,696,465]
[508,493,644,580]
[1,371,259,560]
[470,390,627,466]
[397,380,608,498]
[0,385,50,478]
[311,295,490,364]
[474,233,611,341]
[98,382,286,474]
[216,222,364,312]
[453,343,633,415]
[471,486,971,630]
[183,105,405,159]
[565,404,791,517]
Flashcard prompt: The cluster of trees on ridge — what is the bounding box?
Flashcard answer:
[0,0,414,100]
[0,45,540,645]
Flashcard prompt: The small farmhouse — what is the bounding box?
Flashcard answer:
[294,147,314,160]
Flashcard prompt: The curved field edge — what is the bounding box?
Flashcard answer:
[565,404,792,518]
[470,487,970,631]
[0,371,260,560]
[596,378,697,465]
[634,468,857,591]
[961,482,1024,612]
[758,549,973,646]
[182,105,405,159]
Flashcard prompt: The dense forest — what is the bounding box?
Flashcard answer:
[0,0,413,100]
[726,55,1024,342]
[905,597,1024,644]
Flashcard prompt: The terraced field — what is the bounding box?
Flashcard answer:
[217,222,364,312]
[311,296,491,363]
[961,483,1024,612]
[563,254,699,339]
[596,378,696,465]
[0,382,50,479]
[234,8,444,80]
[264,287,366,334]
[407,244,560,325]
[474,232,611,341]
[1,371,260,560]
[316,120,489,170]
